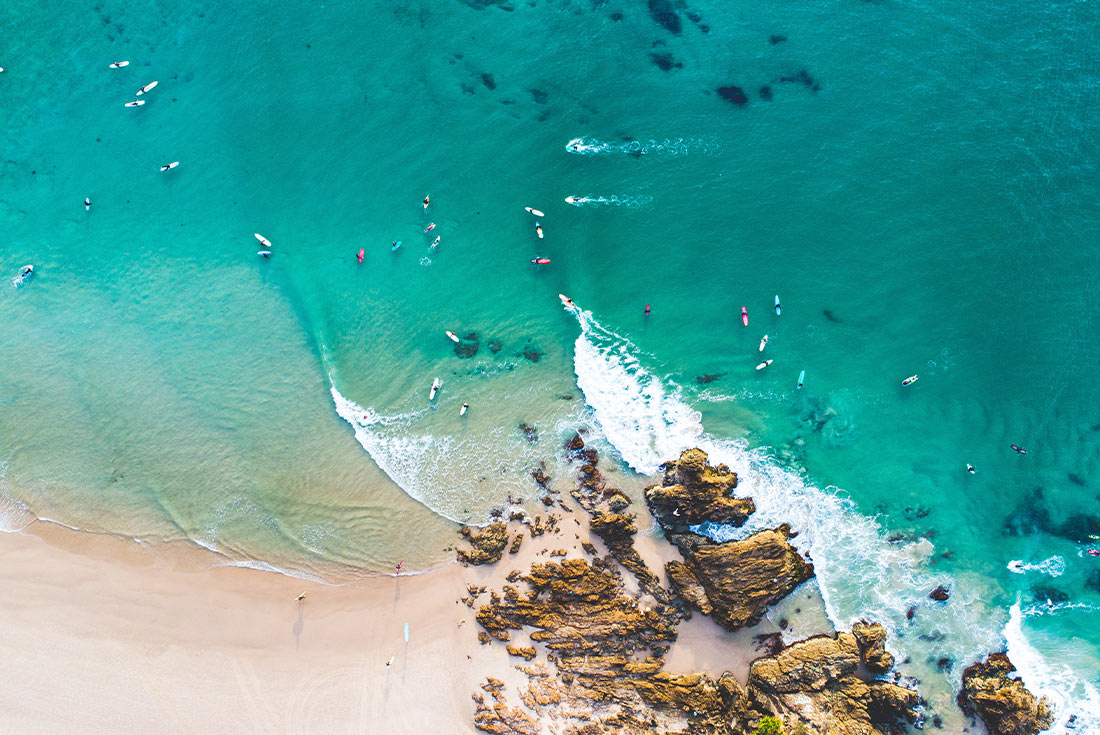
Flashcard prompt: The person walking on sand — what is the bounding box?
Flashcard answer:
[395,560,403,575]
[296,592,306,602]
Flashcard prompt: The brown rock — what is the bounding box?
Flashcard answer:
[852,620,895,674]
[665,560,712,615]
[676,526,814,631]
[959,653,1054,735]
[645,448,755,530]
[457,522,510,565]
[508,533,523,555]
[929,585,951,601]
[506,645,537,661]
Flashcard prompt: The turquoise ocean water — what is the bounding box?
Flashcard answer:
[2,0,1099,728]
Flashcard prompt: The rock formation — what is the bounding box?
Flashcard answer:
[666,525,814,631]
[959,653,1054,735]
[457,522,510,565]
[747,625,919,735]
[645,448,755,531]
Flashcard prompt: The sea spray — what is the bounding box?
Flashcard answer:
[1005,602,1100,733]
[564,194,653,209]
[564,137,719,156]
[1007,556,1066,577]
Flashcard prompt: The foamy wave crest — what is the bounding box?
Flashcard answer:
[1006,602,1100,734]
[330,385,541,524]
[565,299,1010,694]
[565,137,719,156]
[564,194,653,209]
[0,460,34,532]
[1008,556,1065,577]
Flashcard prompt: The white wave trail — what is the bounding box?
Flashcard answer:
[563,298,1100,720]
[1005,602,1100,734]
[1007,556,1066,577]
[564,194,653,209]
[564,136,719,156]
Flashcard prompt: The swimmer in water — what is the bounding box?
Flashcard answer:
[902,375,919,386]
[535,223,544,238]
[644,304,651,317]
[1011,444,1027,455]
[1087,549,1100,557]
[424,222,436,233]
[967,464,976,474]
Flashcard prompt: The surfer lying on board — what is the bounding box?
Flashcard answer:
[1011,444,1027,455]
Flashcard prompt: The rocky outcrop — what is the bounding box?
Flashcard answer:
[852,620,894,674]
[959,653,1054,735]
[667,525,814,631]
[589,511,670,604]
[748,625,919,735]
[457,522,511,565]
[645,449,755,531]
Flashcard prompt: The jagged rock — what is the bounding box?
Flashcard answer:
[852,621,894,674]
[564,433,585,452]
[929,585,951,601]
[589,512,671,605]
[458,522,510,565]
[748,630,919,735]
[673,525,813,631]
[607,491,631,512]
[508,533,523,555]
[507,645,537,660]
[472,697,540,735]
[645,449,755,530]
[665,561,712,615]
[959,653,1054,735]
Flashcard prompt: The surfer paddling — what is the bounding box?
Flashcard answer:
[84,197,91,211]
[431,235,440,248]
[967,464,976,474]
[422,195,430,209]
[424,222,436,233]
[1011,444,1027,455]
[902,375,919,386]
[460,402,468,416]
[558,293,575,308]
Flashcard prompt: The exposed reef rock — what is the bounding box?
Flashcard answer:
[589,511,670,604]
[959,653,1054,735]
[457,522,510,565]
[666,525,814,631]
[748,626,919,735]
[645,449,754,531]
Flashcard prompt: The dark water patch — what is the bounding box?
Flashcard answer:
[647,0,681,34]
[698,23,709,33]
[1086,570,1100,594]
[1068,472,1087,486]
[1002,488,1052,536]
[488,340,502,353]
[501,99,516,105]
[696,372,726,384]
[461,83,475,95]
[778,69,821,92]
[456,0,516,9]
[522,345,542,362]
[758,85,773,101]
[649,52,682,71]
[716,86,748,106]
[537,109,552,122]
[481,73,497,90]
[1056,513,1100,542]
[904,505,931,520]
[610,11,624,21]
[935,657,953,672]
[529,88,549,104]
[455,340,480,358]
[822,309,841,323]
[770,34,787,44]
[1031,585,1070,604]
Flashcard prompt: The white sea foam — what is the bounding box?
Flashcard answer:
[564,194,653,209]
[564,136,719,156]
[1007,556,1065,577]
[0,460,33,533]
[1006,602,1100,733]
[564,299,1100,722]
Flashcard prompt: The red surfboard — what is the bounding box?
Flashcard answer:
[357,248,364,264]
[531,258,551,265]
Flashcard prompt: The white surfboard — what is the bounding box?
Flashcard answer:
[524,207,545,217]
[429,378,440,400]
[759,335,768,352]
[124,100,145,107]
[558,293,574,308]
[109,61,130,69]
[136,80,158,95]
[775,294,781,316]
[460,403,468,416]
[755,359,773,371]
[445,331,460,343]
[254,233,272,248]
[257,250,271,258]
[159,161,179,171]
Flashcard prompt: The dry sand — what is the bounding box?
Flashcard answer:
[0,504,793,734]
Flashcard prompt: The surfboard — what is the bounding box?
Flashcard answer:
[403,622,410,643]
[135,80,158,95]
[524,207,545,217]
[124,100,145,107]
[391,241,403,251]
[159,161,179,171]
[431,236,440,248]
[429,378,440,400]
[257,251,271,258]
[109,61,130,68]
[755,359,773,371]
[531,258,551,265]
[741,306,748,326]
[902,375,918,386]
[446,331,460,343]
[559,293,574,308]
[357,248,364,263]
[535,223,544,239]
[460,403,468,416]
[423,223,436,233]
[759,335,768,352]
[797,370,805,389]
[422,196,430,209]
[775,295,781,316]
[85,198,91,210]
[254,233,271,248]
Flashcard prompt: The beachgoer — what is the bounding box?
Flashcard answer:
[424,222,436,233]
[461,402,468,416]
[396,560,403,574]
[387,655,395,667]
[422,195,430,209]
[431,235,440,248]
[1087,549,1100,557]
[296,592,306,601]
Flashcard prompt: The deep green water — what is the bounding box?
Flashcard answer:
[2,0,1098,727]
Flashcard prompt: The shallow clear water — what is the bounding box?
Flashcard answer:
[2,0,1099,727]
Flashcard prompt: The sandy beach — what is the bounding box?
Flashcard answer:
[0,500,767,735]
